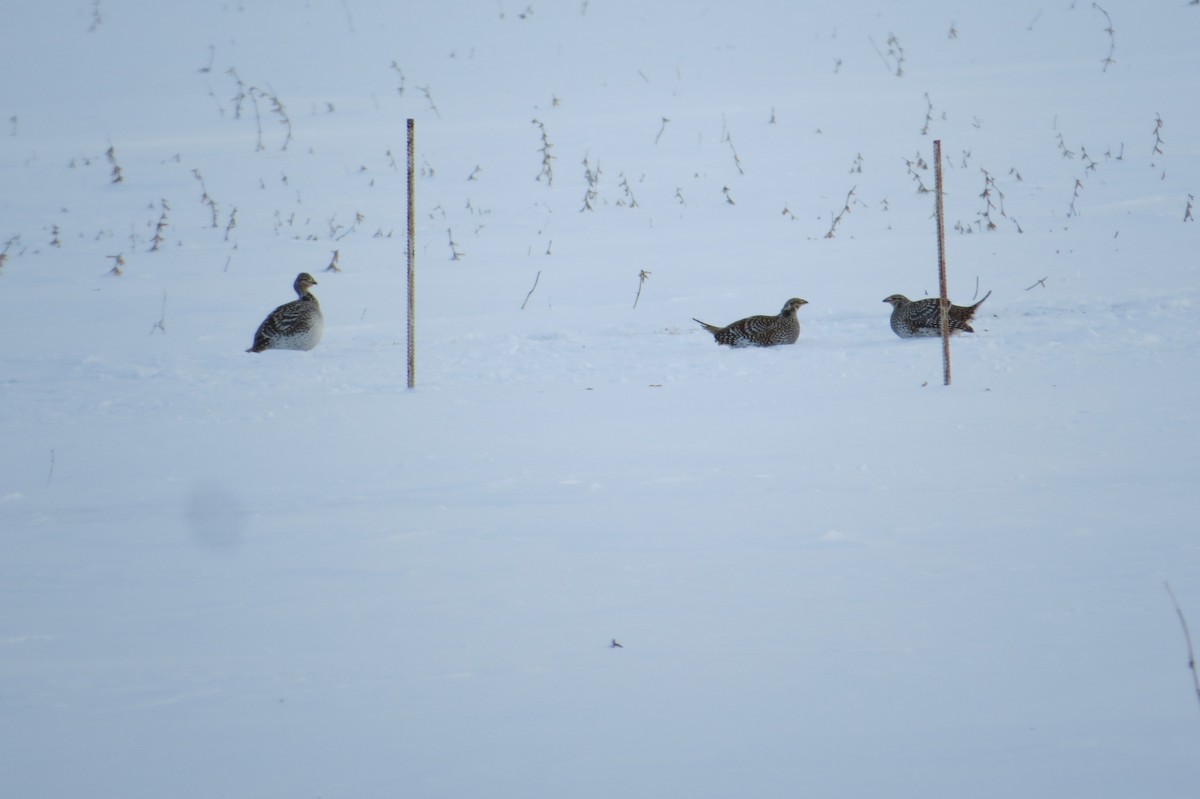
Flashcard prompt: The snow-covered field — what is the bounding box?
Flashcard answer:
[2,1,1199,796]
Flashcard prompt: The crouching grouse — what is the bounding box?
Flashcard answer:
[882,290,990,339]
[246,272,324,352]
[694,297,808,347]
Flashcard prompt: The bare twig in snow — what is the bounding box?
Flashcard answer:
[106,145,124,183]
[1067,178,1084,218]
[824,186,857,238]
[150,291,167,334]
[655,117,670,145]
[581,155,600,211]
[532,118,554,185]
[727,136,744,175]
[521,270,541,309]
[193,169,219,227]
[226,67,248,120]
[1164,582,1200,711]
[633,270,650,309]
[868,34,905,75]
[905,154,930,193]
[1093,3,1117,72]
[1080,145,1098,173]
[334,212,363,241]
[252,87,292,151]
[389,61,406,96]
[887,33,906,76]
[617,173,638,208]
[418,85,441,118]
[148,199,170,252]
[1057,132,1076,159]
[978,168,1007,231]
[921,93,934,136]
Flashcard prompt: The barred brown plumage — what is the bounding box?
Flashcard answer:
[246,273,324,353]
[693,297,807,347]
[882,291,990,339]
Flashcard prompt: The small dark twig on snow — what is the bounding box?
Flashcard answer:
[1165,582,1200,711]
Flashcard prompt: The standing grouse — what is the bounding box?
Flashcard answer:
[246,272,324,352]
[882,291,991,338]
[693,297,808,347]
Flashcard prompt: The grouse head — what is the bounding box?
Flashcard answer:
[293,273,319,298]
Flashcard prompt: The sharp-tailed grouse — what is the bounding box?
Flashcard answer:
[246,272,324,352]
[882,290,991,339]
[693,297,808,347]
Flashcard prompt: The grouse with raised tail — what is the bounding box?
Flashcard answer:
[694,297,808,347]
[882,291,990,339]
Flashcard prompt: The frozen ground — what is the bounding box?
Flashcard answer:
[1,1,1199,797]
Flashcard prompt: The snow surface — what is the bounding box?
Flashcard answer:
[2,1,1199,797]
